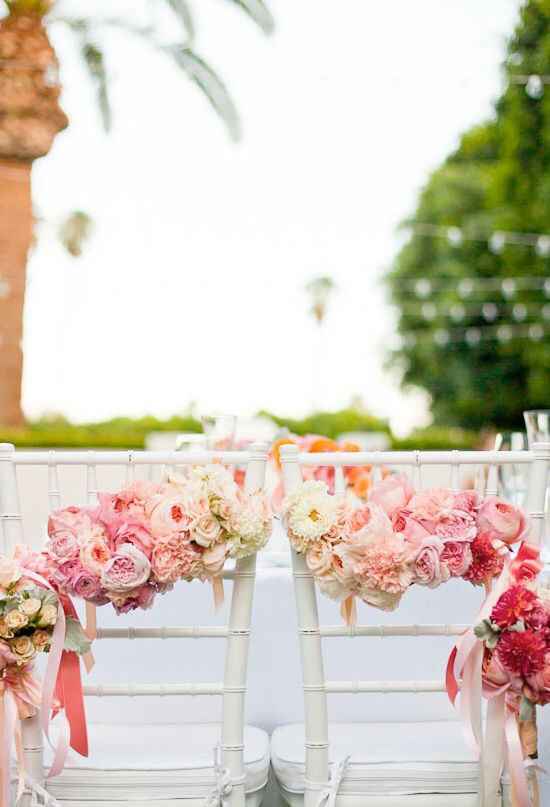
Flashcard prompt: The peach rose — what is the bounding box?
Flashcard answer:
[80,537,111,576]
[477,497,527,545]
[306,541,334,577]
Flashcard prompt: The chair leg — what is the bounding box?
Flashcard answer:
[20,714,44,806]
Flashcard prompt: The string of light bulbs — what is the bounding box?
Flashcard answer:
[406,223,550,254]
[402,322,549,349]
[398,300,550,324]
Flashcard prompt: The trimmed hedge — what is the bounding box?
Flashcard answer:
[259,408,391,440]
[391,426,480,451]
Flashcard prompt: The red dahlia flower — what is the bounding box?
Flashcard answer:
[490,585,538,629]
[496,630,546,678]
[463,534,505,586]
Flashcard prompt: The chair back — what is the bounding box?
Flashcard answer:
[0,442,269,807]
[280,443,550,807]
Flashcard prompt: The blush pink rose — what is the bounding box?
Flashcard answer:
[477,497,527,545]
[306,541,334,576]
[191,514,222,548]
[412,537,450,588]
[369,474,413,517]
[101,544,150,593]
[147,492,194,537]
[441,541,472,577]
[110,520,154,559]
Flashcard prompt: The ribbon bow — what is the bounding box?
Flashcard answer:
[306,756,351,807]
[204,746,245,807]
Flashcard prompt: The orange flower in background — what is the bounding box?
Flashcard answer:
[352,472,372,500]
[339,441,361,453]
[308,437,339,453]
[272,438,297,469]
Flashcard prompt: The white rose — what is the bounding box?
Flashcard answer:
[38,604,58,627]
[11,635,36,664]
[20,598,42,618]
[6,609,28,631]
[192,515,222,548]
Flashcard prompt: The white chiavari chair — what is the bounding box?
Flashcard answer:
[272,443,550,807]
[0,442,271,807]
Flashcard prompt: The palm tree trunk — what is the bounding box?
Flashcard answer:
[0,158,32,426]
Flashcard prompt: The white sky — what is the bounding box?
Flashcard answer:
[23,0,523,433]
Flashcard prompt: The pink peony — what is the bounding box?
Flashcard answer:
[101,544,150,593]
[97,481,159,524]
[368,474,413,517]
[110,520,154,559]
[441,541,472,577]
[151,534,202,584]
[477,497,527,545]
[411,537,450,588]
[51,558,85,591]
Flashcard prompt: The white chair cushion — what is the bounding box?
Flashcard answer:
[44,723,269,801]
[271,721,479,798]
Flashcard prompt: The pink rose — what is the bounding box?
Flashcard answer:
[101,544,150,593]
[392,509,431,547]
[483,650,517,694]
[408,488,455,520]
[110,520,154,559]
[510,544,543,585]
[432,510,477,542]
[147,492,194,537]
[453,490,479,514]
[71,569,103,600]
[441,541,473,577]
[412,537,450,588]
[191,514,222,548]
[151,535,202,584]
[50,557,84,591]
[526,655,550,705]
[477,497,527,545]
[369,474,413,517]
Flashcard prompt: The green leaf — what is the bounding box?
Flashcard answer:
[474,619,501,649]
[165,0,195,42]
[519,695,535,722]
[64,617,92,656]
[227,0,275,34]
[170,47,241,141]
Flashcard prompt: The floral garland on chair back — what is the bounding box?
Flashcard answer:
[282,473,528,621]
[44,464,272,614]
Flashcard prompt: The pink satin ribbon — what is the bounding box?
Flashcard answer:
[340,595,357,626]
[211,577,224,611]
[0,666,42,807]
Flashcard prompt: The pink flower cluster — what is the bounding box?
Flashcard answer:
[283,473,528,613]
[42,466,272,614]
[475,543,550,715]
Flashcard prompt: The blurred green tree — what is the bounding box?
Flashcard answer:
[388,0,550,430]
[0,0,274,425]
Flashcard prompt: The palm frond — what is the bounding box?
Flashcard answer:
[81,41,111,132]
[170,46,241,141]
[165,0,195,43]
[226,0,275,34]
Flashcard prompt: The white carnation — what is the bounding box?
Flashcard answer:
[283,481,341,552]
